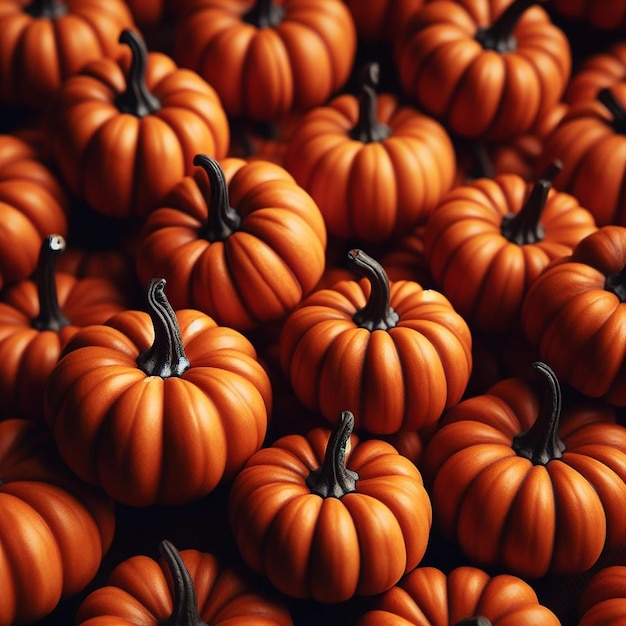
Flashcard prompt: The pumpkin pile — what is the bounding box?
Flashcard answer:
[4,1,626,625]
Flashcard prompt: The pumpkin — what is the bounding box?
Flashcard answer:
[0,0,134,109]
[549,0,626,32]
[47,28,230,219]
[135,154,327,332]
[279,248,472,434]
[394,0,571,142]
[76,539,293,626]
[0,233,130,421]
[228,410,432,602]
[421,361,626,578]
[344,0,424,44]
[0,417,115,626]
[536,84,626,226]
[356,565,560,625]
[0,133,69,290]
[423,162,597,334]
[521,224,626,405]
[578,564,626,626]
[173,0,356,122]
[283,61,456,242]
[43,277,272,506]
[123,0,178,27]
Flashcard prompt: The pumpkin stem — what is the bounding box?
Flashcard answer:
[136,278,191,378]
[24,0,67,18]
[194,154,242,242]
[475,0,545,53]
[306,411,359,498]
[244,0,285,28]
[512,362,566,465]
[348,63,391,143]
[115,29,161,118]
[500,160,562,245]
[158,540,208,626]
[454,619,493,626]
[605,265,626,301]
[598,88,626,134]
[350,249,399,331]
[32,234,71,332]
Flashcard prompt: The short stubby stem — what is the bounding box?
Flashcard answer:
[243,0,285,28]
[598,88,626,135]
[348,63,391,143]
[24,0,68,18]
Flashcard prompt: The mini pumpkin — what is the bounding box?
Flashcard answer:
[43,277,272,506]
[228,410,433,602]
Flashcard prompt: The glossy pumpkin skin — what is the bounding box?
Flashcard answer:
[76,540,293,626]
[356,565,561,625]
[135,156,327,332]
[283,69,456,242]
[578,565,626,626]
[0,418,115,626]
[43,278,272,506]
[394,0,571,142]
[345,0,424,43]
[279,250,472,434]
[48,29,230,219]
[229,411,433,603]
[423,169,597,334]
[521,225,626,405]
[173,0,356,122]
[0,134,69,290]
[421,363,626,578]
[0,0,134,109]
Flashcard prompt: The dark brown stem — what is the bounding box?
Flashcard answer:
[244,0,285,27]
[306,411,359,499]
[32,234,71,332]
[24,0,67,18]
[136,278,190,378]
[500,160,562,245]
[605,266,626,301]
[158,540,208,626]
[454,619,493,626]
[349,249,399,331]
[194,155,241,242]
[348,63,391,143]
[115,29,161,118]
[598,88,626,134]
[512,362,566,465]
[475,0,545,53]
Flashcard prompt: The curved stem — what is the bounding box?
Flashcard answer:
[158,540,208,626]
[500,160,562,245]
[349,249,399,331]
[136,278,190,378]
[512,362,566,465]
[306,411,359,498]
[194,155,242,242]
[243,0,285,28]
[348,63,391,143]
[115,29,161,117]
[598,88,626,134]
[32,234,71,332]
[24,0,67,18]
[475,0,545,53]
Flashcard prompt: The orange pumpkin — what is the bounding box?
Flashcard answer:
[0,0,134,109]
[578,564,626,626]
[394,0,571,141]
[550,0,626,32]
[279,249,472,434]
[43,277,272,506]
[423,163,597,334]
[76,539,293,626]
[283,62,456,242]
[228,410,432,602]
[47,28,229,219]
[421,361,626,578]
[345,0,424,44]
[173,0,357,122]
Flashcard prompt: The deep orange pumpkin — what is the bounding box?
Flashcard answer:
[550,0,626,32]
[344,0,424,44]
[578,564,626,626]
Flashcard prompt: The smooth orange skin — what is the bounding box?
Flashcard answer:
[423,172,597,334]
[422,374,626,578]
[579,566,626,626]
[356,566,560,625]
[48,47,230,219]
[43,307,272,506]
[394,0,571,142]
[135,158,327,332]
[0,418,115,626]
[76,548,293,626]
[283,92,455,242]
[173,0,356,122]
[228,427,432,603]
[279,278,472,434]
